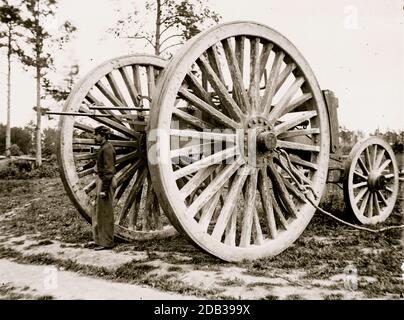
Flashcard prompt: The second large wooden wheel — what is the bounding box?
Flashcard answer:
[148,21,330,261]
[58,54,176,241]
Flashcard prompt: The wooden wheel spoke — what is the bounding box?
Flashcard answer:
[197,55,244,121]
[288,154,318,170]
[267,161,297,217]
[268,77,305,121]
[142,175,155,231]
[376,191,388,206]
[128,185,143,230]
[86,92,102,106]
[258,41,274,82]
[153,192,163,230]
[116,167,147,224]
[172,108,215,130]
[73,121,94,134]
[146,65,156,98]
[258,169,277,238]
[377,159,391,173]
[179,87,240,129]
[186,159,244,218]
[79,106,139,139]
[105,73,130,109]
[235,36,245,73]
[207,45,226,84]
[74,153,96,161]
[260,51,284,113]
[114,174,133,203]
[85,93,120,121]
[173,146,240,180]
[116,151,138,165]
[353,181,368,189]
[359,191,370,215]
[74,121,128,141]
[240,170,258,247]
[180,165,220,198]
[354,187,368,204]
[170,129,237,143]
[372,145,378,169]
[199,188,222,231]
[383,173,395,179]
[84,180,97,194]
[211,166,250,241]
[275,62,297,93]
[275,93,313,121]
[270,192,288,230]
[224,207,238,246]
[170,141,214,159]
[95,81,126,112]
[374,149,385,170]
[366,193,374,218]
[274,111,317,134]
[353,170,367,180]
[373,192,381,215]
[78,167,95,178]
[222,38,250,111]
[116,160,143,187]
[364,147,372,171]
[132,65,143,98]
[357,157,369,175]
[185,72,214,105]
[277,127,319,139]
[119,67,140,106]
[277,140,320,152]
[73,138,137,148]
[252,209,264,245]
[248,37,261,111]
[281,177,307,204]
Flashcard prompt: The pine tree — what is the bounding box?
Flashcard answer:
[0,0,25,157]
[109,0,221,57]
[20,0,75,166]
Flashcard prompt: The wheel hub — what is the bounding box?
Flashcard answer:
[242,116,277,167]
[367,172,386,191]
[257,131,277,151]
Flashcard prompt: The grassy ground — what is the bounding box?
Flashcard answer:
[0,178,403,299]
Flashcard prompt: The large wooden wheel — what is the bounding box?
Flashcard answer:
[148,21,330,261]
[58,54,177,241]
[344,137,399,225]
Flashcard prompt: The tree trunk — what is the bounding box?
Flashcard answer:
[35,65,42,166]
[5,29,11,158]
[154,0,161,55]
[35,0,42,167]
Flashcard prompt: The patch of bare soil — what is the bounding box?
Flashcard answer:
[0,179,403,300]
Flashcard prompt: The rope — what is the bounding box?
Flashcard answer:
[304,193,404,233]
[276,147,404,233]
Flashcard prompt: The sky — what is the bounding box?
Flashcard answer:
[0,0,403,133]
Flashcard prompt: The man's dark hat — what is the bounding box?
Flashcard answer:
[94,125,111,136]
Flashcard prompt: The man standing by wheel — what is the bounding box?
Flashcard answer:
[93,125,116,250]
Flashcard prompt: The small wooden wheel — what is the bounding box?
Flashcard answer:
[344,137,399,225]
[148,21,330,261]
[58,54,177,241]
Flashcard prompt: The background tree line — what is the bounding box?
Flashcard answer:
[0,0,221,166]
